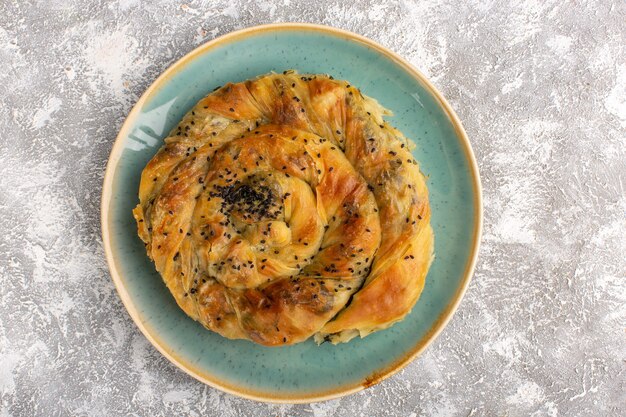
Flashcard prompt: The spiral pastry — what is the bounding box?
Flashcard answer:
[133,72,434,346]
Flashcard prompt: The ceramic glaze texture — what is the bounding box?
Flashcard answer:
[0,1,625,416]
[104,27,478,401]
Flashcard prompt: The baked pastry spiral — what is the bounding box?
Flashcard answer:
[133,72,434,346]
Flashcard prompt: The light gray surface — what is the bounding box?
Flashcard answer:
[1,0,624,415]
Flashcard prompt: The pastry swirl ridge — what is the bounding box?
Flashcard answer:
[133,72,434,346]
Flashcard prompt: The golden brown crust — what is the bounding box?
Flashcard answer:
[133,72,434,346]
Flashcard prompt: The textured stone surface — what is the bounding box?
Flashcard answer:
[1,0,624,415]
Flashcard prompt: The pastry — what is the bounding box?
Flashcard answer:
[132,71,434,346]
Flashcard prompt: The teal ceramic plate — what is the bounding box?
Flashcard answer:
[101,23,482,403]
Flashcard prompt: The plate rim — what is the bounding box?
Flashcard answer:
[100,22,483,404]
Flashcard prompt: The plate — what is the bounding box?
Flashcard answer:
[101,23,482,403]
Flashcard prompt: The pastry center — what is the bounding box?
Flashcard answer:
[218,183,279,223]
